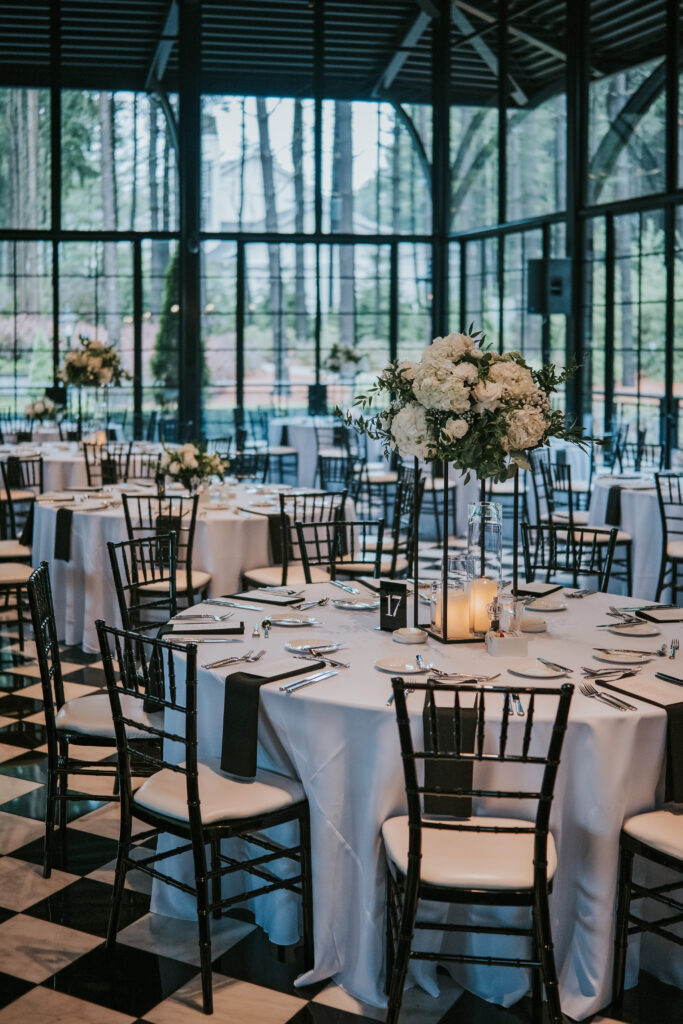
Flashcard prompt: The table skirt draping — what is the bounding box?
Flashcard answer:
[149,587,680,1019]
[589,476,662,599]
[32,503,271,651]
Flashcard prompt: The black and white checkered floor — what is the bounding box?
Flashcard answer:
[0,622,681,1023]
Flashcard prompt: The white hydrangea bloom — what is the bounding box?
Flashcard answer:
[390,403,433,459]
[412,364,471,413]
[502,406,549,452]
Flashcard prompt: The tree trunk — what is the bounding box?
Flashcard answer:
[292,99,307,346]
[334,101,355,347]
[256,97,288,396]
[130,93,138,230]
[608,75,635,389]
[149,95,168,312]
[99,92,120,345]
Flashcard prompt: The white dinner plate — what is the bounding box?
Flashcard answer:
[333,597,380,611]
[607,622,661,638]
[375,657,427,674]
[285,637,336,652]
[507,659,567,679]
[593,650,652,665]
[527,598,567,612]
[269,613,320,627]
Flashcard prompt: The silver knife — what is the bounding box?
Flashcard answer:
[537,657,572,673]
[171,636,244,643]
[329,580,360,594]
[279,669,338,693]
[205,599,265,611]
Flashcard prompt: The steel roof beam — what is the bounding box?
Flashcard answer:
[144,0,178,91]
[450,1,527,105]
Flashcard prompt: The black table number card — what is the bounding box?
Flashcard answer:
[380,580,408,631]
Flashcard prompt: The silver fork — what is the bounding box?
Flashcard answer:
[670,638,680,659]
[204,648,253,669]
[579,681,636,711]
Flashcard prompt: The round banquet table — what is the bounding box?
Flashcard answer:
[150,585,682,1020]
[32,492,272,652]
[588,473,662,599]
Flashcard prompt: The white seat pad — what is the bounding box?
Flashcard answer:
[382,814,557,890]
[141,569,212,593]
[55,691,162,740]
[243,563,331,585]
[0,540,31,559]
[0,562,34,584]
[666,541,683,559]
[623,808,683,860]
[134,757,305,824]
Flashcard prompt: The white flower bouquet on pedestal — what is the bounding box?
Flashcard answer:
[26,397,57,423]
[58,335,129,388]
[338,328,585,481]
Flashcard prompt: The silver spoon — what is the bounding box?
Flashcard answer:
[297,597,330,611]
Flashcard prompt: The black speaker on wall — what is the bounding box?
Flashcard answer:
[527,258,572,315]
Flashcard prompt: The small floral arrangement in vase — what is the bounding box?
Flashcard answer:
[339,328,584,482]
[26,397,57,423]
[324,343,365,377]
[58,335,129,388]
[159,443,225,494]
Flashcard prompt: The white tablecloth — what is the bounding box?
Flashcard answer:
[150,586,681,1019]
[268,416,385,488]
[588,474,662,599]
[32,490,272,652]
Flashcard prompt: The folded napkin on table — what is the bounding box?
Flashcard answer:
[605,486,621,526]
[162,620,245,637]
[220,657,325,778]
[54,507,73,561]
[423,701,477,817]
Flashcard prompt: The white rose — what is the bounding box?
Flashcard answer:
[100,367,113,384]
[397,360,419,381]
[451,362,478,382]
[413,364,471,413]
[472,379,503,413]
[502,407,549,452]
[184,453,198,470]
[488,360,537,400]
[421,332,476,367]
[390,403,434,460]
[441,417,469,442]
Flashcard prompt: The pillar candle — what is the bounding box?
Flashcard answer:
[469,576,498,633]
[435,585,470,639]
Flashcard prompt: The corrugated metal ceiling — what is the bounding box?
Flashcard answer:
[0,1,672,106]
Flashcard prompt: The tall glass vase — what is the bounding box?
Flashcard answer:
[466,501,503,581]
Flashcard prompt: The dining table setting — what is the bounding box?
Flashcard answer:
[146,579,683,1020]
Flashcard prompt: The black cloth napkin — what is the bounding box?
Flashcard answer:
[280,424,289,445]
[423,702,477,817]
[594,678,683,803]
[54,507,73,561]
[5,456,22,489]
[665,702,683,803]
[221,661,325,778]
[19,499,34,547]
[267,513,283,565]
[605,485,621,526]
[159,621,245,637]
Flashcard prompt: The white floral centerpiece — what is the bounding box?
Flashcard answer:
[58,335,129,388]
[159,443,225,493]
[338,327,584,482]
[325,343,366,377]
[26,397,57,423]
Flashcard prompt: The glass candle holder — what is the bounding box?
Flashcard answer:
[467,501,503,581]
[430,580,471,639]
[468,575,498,634]
[498,592,526,636]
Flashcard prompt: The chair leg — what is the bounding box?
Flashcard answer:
[530,927,542,1024]
[655,556,668,602]
[534,884,562,1024]
[210,839,222,920]
[16,586,24,650]
[43,762,58,879]
[626,544,633,597]
[299,805,315,971]
[612,841,635,1018]
[386,864,419,1024]
[107,820,132,947]
[193,844,214,1014]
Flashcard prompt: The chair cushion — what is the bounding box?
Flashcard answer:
[366,471,398,485]
[267,446,298,457]
[56,692,162,740]
[243,563,331,586]
[667,541,683,560]
[140,569,212,593]
[552,510,590,526]
[134,757,305,825]
[0,540,31,560]
[0,562,34,585]
[623,808,683,860]
[382,814,557,890]
[0,489,35,503]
